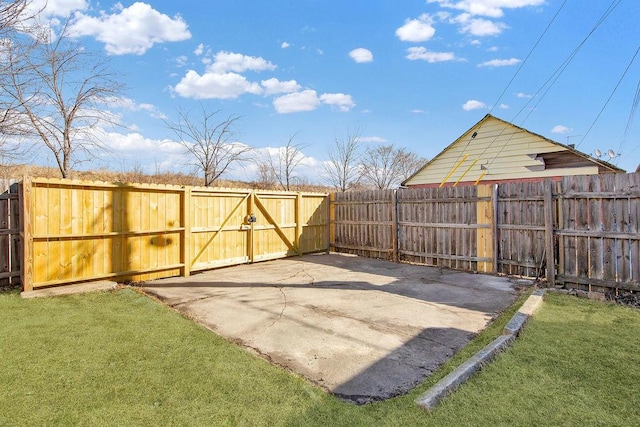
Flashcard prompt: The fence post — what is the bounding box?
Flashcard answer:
[392,190,399,262]
[19,175,33,292]
[491,184,499,274]
[295,193,303,255]
[476,185,493,273]
[248,191,255,263]
[328,193,335,254]
[544,180,556,287]
[181,186,191,278]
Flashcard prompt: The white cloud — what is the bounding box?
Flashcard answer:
[100,130,183,153]
[319,93,356,111]
[478,57,521,67]
[173,70,263,99]
[273,90,355,113]
[175,55,188,67]
[457,16,507,36]
[261,78,301,95]
[358,136,387,143]
[105,97,167,119]
[349,48,373,63]
[395,14,436,42]
[499,103,509,109]
[194,43,204,56]
[462,99,487,110]
[209,51,276,73]
[281,41,290,48]
[69,2,191,55]
[273,90,321,113]
[551,125,570,134]
[411,109,427,114]
[406,47,456,63]
[515,92,533,98]
[427,0,545,18]
[26,0,88,19]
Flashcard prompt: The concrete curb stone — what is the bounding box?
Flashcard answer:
[416,288,546,411]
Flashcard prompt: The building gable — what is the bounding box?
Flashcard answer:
[403,114,623,187]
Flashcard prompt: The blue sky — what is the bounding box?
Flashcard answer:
[24,0,640,180]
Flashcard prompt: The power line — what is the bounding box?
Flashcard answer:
[617,77,640,155]
[515,0,623,125]
[576,44,640,149]
[488,0,568,116]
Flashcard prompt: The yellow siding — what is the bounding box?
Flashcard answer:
[406,116,600,186]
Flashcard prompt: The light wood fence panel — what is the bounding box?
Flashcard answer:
[28,178,185,289]
[189,188,251,271]
[20,177,329,291]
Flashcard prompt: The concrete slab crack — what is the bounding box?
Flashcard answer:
[267,286,288,328]
[163,294,218,308]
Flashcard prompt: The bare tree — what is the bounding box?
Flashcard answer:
[396,149,427,185]
[268,133,305,191]
[254,159,277,189]
[2,19,124,178]
[360,144,425,190]
[165,106,251,186]
[0,1,28,30]
[0,0,35,139]
[323,128,361,191]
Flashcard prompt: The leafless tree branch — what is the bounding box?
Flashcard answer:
[359,144,425,190]
[323,127,361,191]
[267,132,306,191]
[165,105,251,186]
[1,17,125,177]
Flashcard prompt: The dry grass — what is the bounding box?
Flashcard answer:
[0,163,331,192]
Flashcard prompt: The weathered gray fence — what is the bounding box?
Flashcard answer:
[330,173,640,293]
[0,180,21,287]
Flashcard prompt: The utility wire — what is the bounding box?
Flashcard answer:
[446,0,569,183]
[617,78,640,155]
[488,0,568,116]
[576,45,640,149]
[485,0,623,172]
[517,0,623,125]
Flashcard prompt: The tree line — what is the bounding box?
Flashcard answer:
[0,1,425,190]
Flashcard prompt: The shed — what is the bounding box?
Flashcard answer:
[403,114,624,188]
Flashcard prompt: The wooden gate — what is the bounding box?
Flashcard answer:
[21,178,329,291]
[187,188,328,272]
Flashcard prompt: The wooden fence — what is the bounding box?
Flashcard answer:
[331,173,640,293]
[0,180,20,287]
[7,173,639,293]
[20,177,329,291]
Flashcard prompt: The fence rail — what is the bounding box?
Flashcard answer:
[330,173,640,293]
[5,173,640,293]
[20,177,329,291]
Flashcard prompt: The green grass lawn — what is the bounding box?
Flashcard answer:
[1,287,639,426]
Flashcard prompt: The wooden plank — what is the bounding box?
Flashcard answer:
[629,174,640,282]
[20,177,33,291]
[476,185,492,273]
[181,187,191,277]
[544,180,555,286]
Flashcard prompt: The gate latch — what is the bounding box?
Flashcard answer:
[246,213,256,224]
